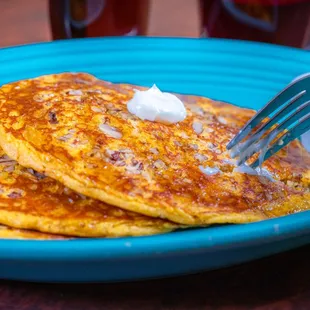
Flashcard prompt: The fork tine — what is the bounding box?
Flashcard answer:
[230,91,307,158]
[236,101,310,166]
[272,101,310,134]
[235,130,278,166]
[251,112,310,168]
[226,73,310,150]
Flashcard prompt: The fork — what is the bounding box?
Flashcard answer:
[226,74,310,168]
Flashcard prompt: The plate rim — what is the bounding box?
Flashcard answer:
[1,36,310,54]
[1,211,310,261]
[0,37,309,263]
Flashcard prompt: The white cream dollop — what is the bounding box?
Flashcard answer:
[127,84,187,124]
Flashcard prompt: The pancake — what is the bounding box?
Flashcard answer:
[0,73,308,225]
[0,149,178,237]
[0,225,69,240]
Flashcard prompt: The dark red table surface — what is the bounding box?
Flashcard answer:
[1,1,310,309]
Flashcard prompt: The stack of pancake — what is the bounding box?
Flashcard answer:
[0,73,308,240]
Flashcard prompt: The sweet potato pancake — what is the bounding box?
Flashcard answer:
[0,149,177,237]
[0,73,308,225]
[0,225,68,240]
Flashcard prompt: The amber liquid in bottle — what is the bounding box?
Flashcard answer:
[200,0,310,48]
[49,0,142,39]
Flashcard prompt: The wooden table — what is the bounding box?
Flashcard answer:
[1,1,310,309]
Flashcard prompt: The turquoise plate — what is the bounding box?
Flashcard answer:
[0,38,309,283]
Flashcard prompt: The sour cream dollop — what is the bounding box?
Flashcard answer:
[127,84,187,124]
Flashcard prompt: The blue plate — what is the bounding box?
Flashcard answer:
[0,37,309,283]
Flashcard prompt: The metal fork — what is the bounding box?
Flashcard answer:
[226,74,310,168]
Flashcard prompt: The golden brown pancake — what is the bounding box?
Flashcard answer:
[0,224,69,240]
[0,149,178,237]
[0,73,308,225]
